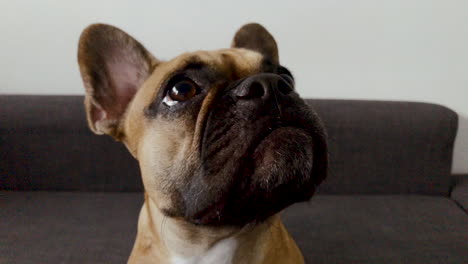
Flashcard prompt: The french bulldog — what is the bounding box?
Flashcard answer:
[77,22,327,264]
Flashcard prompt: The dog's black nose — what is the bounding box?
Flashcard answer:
[233,73,293,100]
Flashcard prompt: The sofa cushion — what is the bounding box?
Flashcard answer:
[451,174,468,211]
[282,195,468,264]
[1,192,466,264]
[0,192,142,264]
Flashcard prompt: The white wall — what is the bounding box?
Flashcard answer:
[1,0,467,173]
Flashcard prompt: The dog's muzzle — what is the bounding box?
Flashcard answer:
[179,73,328,226]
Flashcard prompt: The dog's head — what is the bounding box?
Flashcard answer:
[78,23,327,226]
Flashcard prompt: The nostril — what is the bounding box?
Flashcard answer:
[277,77,293,95]
[236,81,265,99]
[249,82,265,98]
[280,74,294,87]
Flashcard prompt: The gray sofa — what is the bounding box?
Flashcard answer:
[1,95,466,263]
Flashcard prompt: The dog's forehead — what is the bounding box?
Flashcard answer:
[189,48,264,71]
[176,48,263,70]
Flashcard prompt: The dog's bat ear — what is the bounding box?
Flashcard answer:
[231,23,279,65]
[77,23,158,137]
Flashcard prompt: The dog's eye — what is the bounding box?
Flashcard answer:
[163,79,198,106]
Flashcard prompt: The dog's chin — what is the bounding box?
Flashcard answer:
[182,126,317,227]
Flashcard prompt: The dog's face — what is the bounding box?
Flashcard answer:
[78,23,327,226]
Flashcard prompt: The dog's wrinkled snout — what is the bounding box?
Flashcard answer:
[233,73,293,100]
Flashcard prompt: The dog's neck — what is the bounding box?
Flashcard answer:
[137,194,240,264]
[128,194,303,264]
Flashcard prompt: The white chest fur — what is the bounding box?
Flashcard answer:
[171,237,238,264]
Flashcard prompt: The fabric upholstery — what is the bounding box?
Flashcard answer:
[0,96,458,195]
[0,192,142,264]
[1,192,466,264]
[0,95,142,192]
[307,99,458,195]
[451,174,468,211]
[282,195,468,264]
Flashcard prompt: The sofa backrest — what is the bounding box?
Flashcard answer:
[0,96,141,192]
[0,95,458,195]
[307,99,457,195]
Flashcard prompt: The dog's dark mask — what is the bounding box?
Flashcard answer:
[187,67,328,226]
[78,23,328,227]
